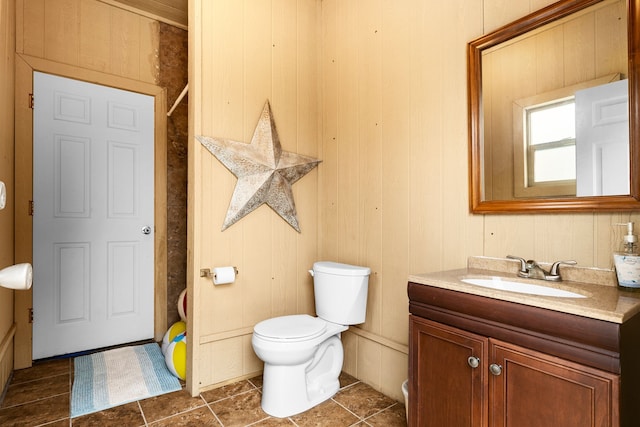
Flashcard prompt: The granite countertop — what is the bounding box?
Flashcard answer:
[408,257,640,324]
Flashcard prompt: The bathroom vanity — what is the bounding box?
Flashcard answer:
[407,258,640,427]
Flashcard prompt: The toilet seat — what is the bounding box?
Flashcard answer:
[254,314,327,341]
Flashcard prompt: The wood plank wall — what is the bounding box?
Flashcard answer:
[98,0,187,29]
[16,0,159,84]
[0,0,16,394]
[188,0,321,393]
[320,0,486,400]
[189,0,640,403]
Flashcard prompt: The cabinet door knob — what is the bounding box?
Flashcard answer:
[489,363,503,376]
[467,356,480,368]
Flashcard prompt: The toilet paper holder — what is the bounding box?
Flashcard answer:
[200,267,239,279]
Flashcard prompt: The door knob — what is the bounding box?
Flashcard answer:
[142,226,152,235]
[489,363,503,376]
[467,356,480,368]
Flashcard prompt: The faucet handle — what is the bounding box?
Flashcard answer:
[549,260,577,276]
[506,255,527,273]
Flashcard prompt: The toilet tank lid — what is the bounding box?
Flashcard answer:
[313,261,371,276]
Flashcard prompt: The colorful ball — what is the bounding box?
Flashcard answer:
[161,321,186,355]
[177,289,187,322]
[165,332,187,380]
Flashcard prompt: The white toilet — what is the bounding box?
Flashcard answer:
[251,261,371,418]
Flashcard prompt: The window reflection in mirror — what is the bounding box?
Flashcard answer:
[479,0,627,202]
[527,99,576,188]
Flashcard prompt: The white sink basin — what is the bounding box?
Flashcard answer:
[461,277,586,298]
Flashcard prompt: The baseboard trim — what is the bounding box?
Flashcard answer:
[199,325,409,355]
[199,326,254,345]
[346,326,409,355]
[0,323,16,368]
[0,323,17,400]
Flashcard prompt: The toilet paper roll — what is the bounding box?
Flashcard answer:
[213,266,236,285]
[0,263,33,290]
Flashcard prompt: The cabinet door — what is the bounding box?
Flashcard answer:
[409,316,488,427]
[489,339,619,427]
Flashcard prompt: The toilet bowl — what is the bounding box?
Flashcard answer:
[251,261,371,418]
[252,314,347,417]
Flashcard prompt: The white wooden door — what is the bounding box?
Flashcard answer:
[32,72,155,359]
[575,79,629,196]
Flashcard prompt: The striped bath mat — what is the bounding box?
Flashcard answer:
[71,343,181,417]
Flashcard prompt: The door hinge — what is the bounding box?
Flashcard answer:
[28,308,33,323]
[28,200,34,216]
[28,93,34,109]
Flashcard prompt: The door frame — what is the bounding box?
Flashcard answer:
[14,53,168,368]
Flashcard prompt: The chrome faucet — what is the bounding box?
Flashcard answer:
[507,255,576,282]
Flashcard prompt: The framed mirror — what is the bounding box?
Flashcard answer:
[468,0,640,213]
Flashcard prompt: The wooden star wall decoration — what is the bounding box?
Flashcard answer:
[197,101,321,232]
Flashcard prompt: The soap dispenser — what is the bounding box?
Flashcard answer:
[613,222,640,290]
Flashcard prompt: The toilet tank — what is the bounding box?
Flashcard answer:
[311,261,371,325]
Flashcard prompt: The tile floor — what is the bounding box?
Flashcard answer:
[0,357,407,426]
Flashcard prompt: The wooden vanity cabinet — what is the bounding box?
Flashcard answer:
[409,316,487,426]
[490,338,618,427]
[410,316,618,426]
[408,282,640,427]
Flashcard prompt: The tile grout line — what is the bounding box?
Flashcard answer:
[0,391,70,410]
[244,415,272,426]
[329,379,364,422]
[203,399,225,426]
[339,380,361,392]
[361,401,401,422]
[246,378,261,390]
[204,387,259,405]
[330,396,365,422]
[33,414,70,427]
[137,400,150,426]
[7,372,70,386]
[138,395,211,425]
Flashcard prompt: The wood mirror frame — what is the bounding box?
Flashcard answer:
[468,0,640,213]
